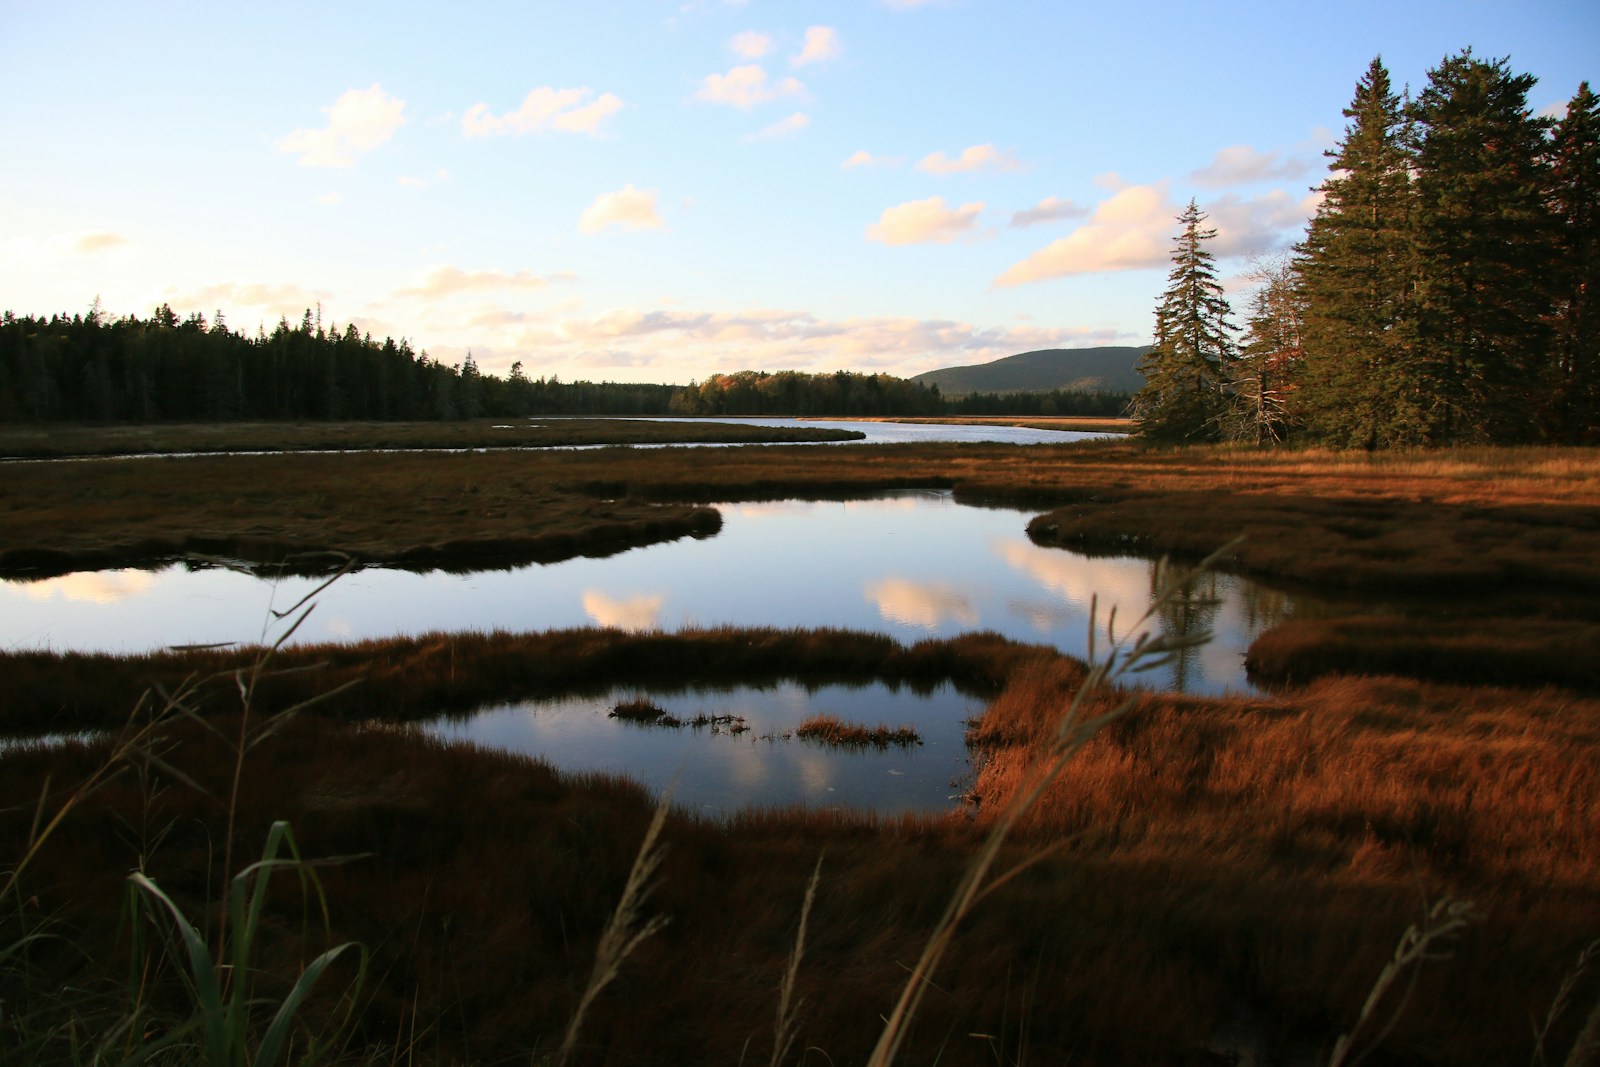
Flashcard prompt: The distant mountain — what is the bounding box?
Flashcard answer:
[911,346,1149,397]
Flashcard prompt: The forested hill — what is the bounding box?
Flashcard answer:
[910,347,1149,397]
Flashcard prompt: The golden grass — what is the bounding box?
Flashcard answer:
[2,633,1595,1064]
[794,714,922,748]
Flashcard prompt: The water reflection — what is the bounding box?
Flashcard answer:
[420,681,982,817]
[19,570,155,605]
[864,578,980,628]
[0,492,1304,695]
[582,591,664,630]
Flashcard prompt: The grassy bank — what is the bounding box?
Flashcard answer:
[1,627,1595,1065]
[3,436,1598,591]
[0,417,863,459]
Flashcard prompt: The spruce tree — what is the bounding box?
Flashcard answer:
[1132,200,1235,443]
[1409,49,1556,443]
[1547,81,1600,443]
[1295,56,1422,449]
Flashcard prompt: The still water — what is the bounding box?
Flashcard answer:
[423,681,983,817]
[4,491,1291,695]
[6,492,1303,814]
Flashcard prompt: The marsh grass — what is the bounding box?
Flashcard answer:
[5,426,1600,1063]
[609,697,670,723]
[10,439,1599,591]
[865,544,1237,1066]
[1246,614,1600,690]
[0,570,372,1066]
[0,417,862,460]
[794,714,922,748]
[0,626,1030,738]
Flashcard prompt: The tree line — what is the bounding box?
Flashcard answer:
[0,306,1128,423]
[1134,50,1598,447]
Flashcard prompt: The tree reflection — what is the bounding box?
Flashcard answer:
[1148,565,1222,692]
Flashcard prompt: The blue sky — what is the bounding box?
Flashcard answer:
[3,0,1595,383]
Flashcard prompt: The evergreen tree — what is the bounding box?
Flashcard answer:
[1132,200,1235,443]
[1409,49,1556,443]
[1294,56,1423,448]
[1547,81,1600,443]
[1230,255,1304,445]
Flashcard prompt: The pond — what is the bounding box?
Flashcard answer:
[422,681,983,818]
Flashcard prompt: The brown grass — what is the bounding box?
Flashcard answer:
[2,632,1596,1064]
[0,417,861,459]
[4,437,1598,594]
[794,714,922,748]
[4,432,1600,1062]
[1247,615,1600,690]
[0,627,1035,737]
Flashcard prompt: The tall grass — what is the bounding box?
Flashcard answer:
[865,543,1236,1065]
[0,573,370,1066]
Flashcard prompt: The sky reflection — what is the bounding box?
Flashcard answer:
[2,492,1301,695]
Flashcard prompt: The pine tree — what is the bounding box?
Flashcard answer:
[1409,49,1556,443]
[1295,56,1423,449]
[1547,81,1600,443]
[1132,200,1236,443]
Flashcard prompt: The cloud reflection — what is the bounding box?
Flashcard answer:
[582,591,664,631]
[864,578,978,629]
[991,538,1152,613]
[18,570,155,605]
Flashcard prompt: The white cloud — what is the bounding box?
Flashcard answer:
[791,26,841,67]
[1009,196,1089,228]
[278,84,405,168]
[1203,190,1316,258]
[73,231,130,253]
[532,307,1121,369]
[397,168,451,189]
[462,87,623,137]
[866,196,985,245]
[396,265,576,299]
[579,184,664,233]
[842,149,901,169]
[994,183,1176,285]
[995,183,1316,286]
[730,30,771,59]
[915,143,1025,175]
[693,65,805,109]
[1191,144,1314,187]
[164,282,333,324]
[313,193,343,206]
[422,297,1133,382]
[747,112,810,140]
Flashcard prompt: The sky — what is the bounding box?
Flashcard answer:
[3,1,1596,384]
